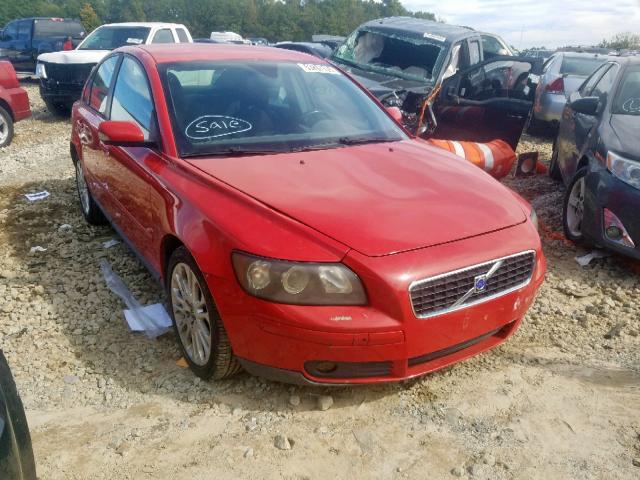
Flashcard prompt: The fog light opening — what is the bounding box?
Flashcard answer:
[314,362,338,374]
[603,208,635,248]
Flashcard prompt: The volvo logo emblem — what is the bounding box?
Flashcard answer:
[474,274,488,292]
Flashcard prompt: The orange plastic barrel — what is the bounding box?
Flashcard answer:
[427,139,516,179]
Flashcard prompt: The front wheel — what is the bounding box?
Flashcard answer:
[74,159,106,225]
[167,247,241,380]
[563,167,589,244]
[0,105,14,148]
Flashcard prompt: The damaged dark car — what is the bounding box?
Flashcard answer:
[331,17,542,149]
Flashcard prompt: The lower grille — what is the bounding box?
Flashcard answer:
[409,251,535,318]
[408,325,507,367]
[305,360,393,379]
[42,61,95,86]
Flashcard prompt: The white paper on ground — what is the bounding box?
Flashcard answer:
[25,191,50,201]
[102,239,120,249]
[124,304,172,332]
[575,250,610,267]
[29,246,47,253]
[100,260,171,338]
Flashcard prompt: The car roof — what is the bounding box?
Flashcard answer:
[556,51,615,59]
[102,22,186,28]
[126,43,323,64]
[358,17,473,44]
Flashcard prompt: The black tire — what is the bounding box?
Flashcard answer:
[74,157,107,225]
[0,350,37,480]
[548,143,563,181]
[167,246,241,380]
[562,167,589,245]
[43,99,70,117]
[0,105,14,148]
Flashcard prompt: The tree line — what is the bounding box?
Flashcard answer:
[0,0,436,41]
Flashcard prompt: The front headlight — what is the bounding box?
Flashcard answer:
[232,252,367,305]
[607,151,640,190]
[529,208,539,231]
[35,62,47,79]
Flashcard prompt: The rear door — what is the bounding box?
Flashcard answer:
[14,20,32,72]
[433,56,543,149]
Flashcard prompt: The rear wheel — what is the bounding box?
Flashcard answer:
[0,106,14,148]
[563,167,589,244]
[74,159,106,225]
[167,247,241,380]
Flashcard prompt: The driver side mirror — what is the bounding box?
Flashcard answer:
[570,96,600,116]
[386,106,403,123]
[99,121,146,146]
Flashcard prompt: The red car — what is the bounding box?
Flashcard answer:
[71,44,546,385]
[0,61,31,147]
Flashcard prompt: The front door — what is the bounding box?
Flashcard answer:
[433,56,542,149]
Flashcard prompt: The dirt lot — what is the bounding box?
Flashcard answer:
[1,84,639,480]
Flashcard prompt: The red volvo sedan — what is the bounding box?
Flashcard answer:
[71,44,545,385]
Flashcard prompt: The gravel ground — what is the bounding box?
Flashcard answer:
[1,84,639,479]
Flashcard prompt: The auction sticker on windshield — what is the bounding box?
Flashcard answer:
[298,63,339,74]
[126,38,143,44]
[185,115,252,140]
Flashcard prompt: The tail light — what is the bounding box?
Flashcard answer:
[545,77,564,94]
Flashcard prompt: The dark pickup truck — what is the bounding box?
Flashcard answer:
[0,18,85,74]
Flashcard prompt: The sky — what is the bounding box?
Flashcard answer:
[402,0,640,49]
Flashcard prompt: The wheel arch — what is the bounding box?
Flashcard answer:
[0,98,14,120]
[160,234,185,282]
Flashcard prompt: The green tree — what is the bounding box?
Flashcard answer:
[599,32,640,50]
[79,3,101,32]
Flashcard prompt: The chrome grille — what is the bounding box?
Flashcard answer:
[409,251,535,318]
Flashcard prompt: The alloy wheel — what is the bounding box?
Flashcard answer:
[0,113,7,145]
[566,176,585,237]
[171,262,212,366]
[75,161,90,215]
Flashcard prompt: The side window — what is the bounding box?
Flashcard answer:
[17,20,31,41]
[442,43,462,80]
[151,29,175,44]
[89,56,119,114]
[4,21,18,41]
[591,64,619,103]
[579,64,609,96]
[110,56,154,139]
[481,35,504,59]
[469,40,481,65]
[176,28,189,43]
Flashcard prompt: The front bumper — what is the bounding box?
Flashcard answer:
[209,220,546,385]
[39,80,83,105]
[582,169,640,260]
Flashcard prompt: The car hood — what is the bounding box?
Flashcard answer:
[610,114,640,159]
[37,50,109,65]
[187,140,527,257]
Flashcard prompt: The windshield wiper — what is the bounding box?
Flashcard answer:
[182,147,286,158]
[337,136,393,146]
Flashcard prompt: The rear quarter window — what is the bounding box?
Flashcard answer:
[176,28,189,43]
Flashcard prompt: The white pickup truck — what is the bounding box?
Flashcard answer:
[36,22,192,115]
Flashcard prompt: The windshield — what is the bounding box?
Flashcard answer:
[161,61,406,157]
[560,56,606,76]
[78,26,151,50]
[33,19,85,38]
[332,28,445,82]
[612,66,640,116]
